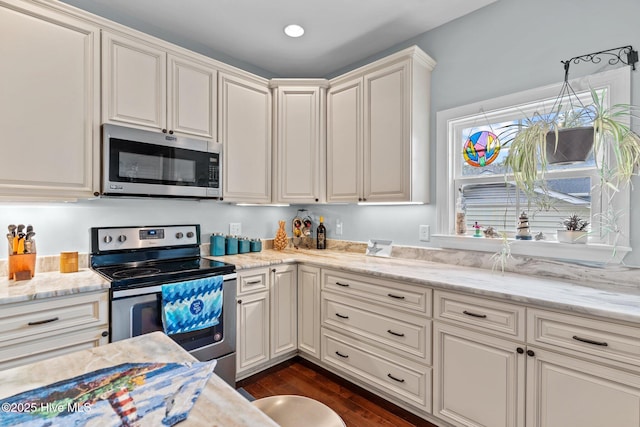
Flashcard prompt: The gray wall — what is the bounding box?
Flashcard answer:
[3,0,640,267]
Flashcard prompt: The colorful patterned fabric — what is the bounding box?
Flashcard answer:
[161,276,223,335]
[0,361,216,426]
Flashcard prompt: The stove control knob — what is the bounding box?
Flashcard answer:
[186,231,195,238]
[175,232,184,239]
[117,235,127,243]
[103,235,113,244]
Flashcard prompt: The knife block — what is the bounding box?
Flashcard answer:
[8,253,36,280]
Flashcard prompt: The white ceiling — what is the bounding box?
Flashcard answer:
[60,0,497,77]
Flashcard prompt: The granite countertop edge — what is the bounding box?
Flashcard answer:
[207,249,640,325]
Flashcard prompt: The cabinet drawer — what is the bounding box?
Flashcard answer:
[434,290,525,340]
[0,327,109,371]
[528,308,640,366]
[322,328,431,412]
[322,269,431,316]
[237,268,269,295]
[0,292,108,345]
[322,292,430,363]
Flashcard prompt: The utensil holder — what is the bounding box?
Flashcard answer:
[9,253,36,280]
[60,251,79,273]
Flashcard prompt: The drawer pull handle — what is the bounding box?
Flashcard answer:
[463,310,487,319]
[387,293,405,300]
[335,282,350,287]
[246,280,262,285]
[387,373,405,383]
[335,313,349,319]
[335,351,349,358]
[572,335,609,347]
[28,317,59,326]
[387,329,405,337]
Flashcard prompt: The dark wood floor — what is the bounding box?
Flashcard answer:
[238,357,439,427]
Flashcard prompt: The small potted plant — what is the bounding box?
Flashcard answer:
[557,214,589,244]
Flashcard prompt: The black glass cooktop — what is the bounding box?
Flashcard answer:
[94,257,235,290]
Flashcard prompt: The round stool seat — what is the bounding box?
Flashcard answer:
[252,395,346,427]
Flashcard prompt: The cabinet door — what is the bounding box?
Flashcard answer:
[297,265,321,359]
[363,59,410,202]
[271,265,297,358]
[0,2,99,199]
[326,78,362,203]
[219,72,271,202]
[273,86,323,204]
[168,53,217,139]
[102,31,167,131]
[527,347,640,427]
[434,322,525,427]
[236,291,270,374]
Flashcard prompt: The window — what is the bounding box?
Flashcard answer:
[435,68,631,263]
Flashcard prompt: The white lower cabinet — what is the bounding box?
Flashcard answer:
[0,291,109,370]
[322,327,431,412]
[297,265,321,360]
[320,269,433,416]
[433,321,525,427]
[236,289,270,374]
[526,346,640,427]
[236,265,297,379]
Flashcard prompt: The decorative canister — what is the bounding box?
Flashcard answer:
[210,232,225,256]
[250,239,262,252]
[238,237,250,254]
[225,235,238,255]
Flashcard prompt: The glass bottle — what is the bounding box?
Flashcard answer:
[316,216,326,249]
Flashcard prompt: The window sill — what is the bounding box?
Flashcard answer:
[431,234,631,265]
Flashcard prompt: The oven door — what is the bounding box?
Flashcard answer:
[102,124,221,198]
[111,275,236,362]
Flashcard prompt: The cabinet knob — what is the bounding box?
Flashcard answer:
[272,269,276,273]
[527,349,535,357]
[169,130,174,135]
[517,347,524,354]
[358,198,362,202]
[101,331,109,337]
[237,299,242,304]
[315,198,319,202]
[162,129,167,133]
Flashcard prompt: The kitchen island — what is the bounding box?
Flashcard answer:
[0,332,278,427]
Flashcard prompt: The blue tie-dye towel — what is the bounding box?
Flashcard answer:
[161,276,223,335]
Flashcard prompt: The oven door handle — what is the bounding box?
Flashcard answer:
[112,273,237,298]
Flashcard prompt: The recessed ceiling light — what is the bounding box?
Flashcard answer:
[284,24,305,38]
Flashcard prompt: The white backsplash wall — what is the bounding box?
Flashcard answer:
[0,199,437,258]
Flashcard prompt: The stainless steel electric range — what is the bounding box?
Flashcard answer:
[90,224,237,386]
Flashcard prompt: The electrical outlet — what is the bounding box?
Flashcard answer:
[336,219,343,236]
[229,223,241,235]
[419,225,430,242]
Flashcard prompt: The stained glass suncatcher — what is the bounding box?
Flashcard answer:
[463,131,500,167]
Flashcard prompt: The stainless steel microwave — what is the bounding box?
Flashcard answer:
[101,124,222,199]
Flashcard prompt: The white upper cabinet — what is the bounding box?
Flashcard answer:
[327,46,435,203]
[271,80,328,204]
[327,78,363,202]
[102,30,217,140]
[219,72,272,203]
[0,0,100,200]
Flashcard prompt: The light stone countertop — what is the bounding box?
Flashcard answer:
[0,332,278,427]
[206,249,640,325]
[0,268,110,306]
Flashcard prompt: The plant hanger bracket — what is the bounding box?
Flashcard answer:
[561,45,638,82]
